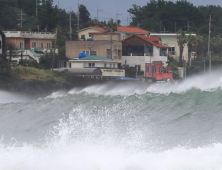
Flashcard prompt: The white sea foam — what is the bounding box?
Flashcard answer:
[0,142,222,170]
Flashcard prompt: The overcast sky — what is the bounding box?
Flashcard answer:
[54,0,222,26]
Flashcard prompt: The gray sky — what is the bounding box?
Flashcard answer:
[54,0,222,26]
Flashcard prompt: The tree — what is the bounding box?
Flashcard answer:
[79,5,90,24]
[38,0,58,32]
[6,42,18,63]
[187,34,196,66]
[177,29,187,64]
[106,20,117,32]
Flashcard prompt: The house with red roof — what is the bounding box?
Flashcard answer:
[122,34,170,79]
[77,26,106,40]
[117,26,150,40]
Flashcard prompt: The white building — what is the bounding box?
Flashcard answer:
[69,55,125,78]
[122,35,168,75]
[150,33,196,62]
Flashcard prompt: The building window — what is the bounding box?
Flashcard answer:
[90,51,97,56]
[32,42,36,48]
[113,64,115,68]
[110,63,112,67]
[104,63,107,67]
[39,42,43,49]
[81,35,85,40]
[146,65,149,73]
[168,47,175,55]
[20,42,24,49]
[107,49,111,59]
[0,41,1,49]
[89,63,95,67]
[160,48,167,56]
[82,50,90,56]
[153,65,156,73]
[47,43,51,49]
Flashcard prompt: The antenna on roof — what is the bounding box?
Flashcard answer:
[97,7,103,24]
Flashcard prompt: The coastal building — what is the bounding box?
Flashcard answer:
[122,34,168,76]
[150,33,196,62]
[77,25,149,41]
[3,31,57,63]
[0,31,6,58]
[68,55,125,79]
[66,40,122,61]
[116,26,150,40]
[77,26,106,40]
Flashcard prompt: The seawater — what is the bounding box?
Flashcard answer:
[1,72,222,170]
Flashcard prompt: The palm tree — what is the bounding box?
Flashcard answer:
[177,29,187,64]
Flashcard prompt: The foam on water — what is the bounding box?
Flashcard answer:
[1,72,222,169]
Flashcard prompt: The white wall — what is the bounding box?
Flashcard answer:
[122,56,145,72]
[71,63,84,68]
[150,33,196,62]
[101,69,125,77]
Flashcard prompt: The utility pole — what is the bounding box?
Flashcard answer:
[116,12,122,23]
[18,9,25,28]
[67,11,73,40]
[77,3,80,31]
[208,14,212,73]
[52,28,57,71]
[36,0,38,17]
[110,31,114,59]
[97,7,103,24]
[175,21,177,33]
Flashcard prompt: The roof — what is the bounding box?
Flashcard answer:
[77,26,106,33]
[124,35,168,49]
[78,56,113,61]
[59,68,102,76]
[117,26,149,34]
[90,26,106,32]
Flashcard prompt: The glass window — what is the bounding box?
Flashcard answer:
[89,63,91,67]
[90,51,97,56]
[20,42,24,49]
[107,49,111,59]
[104,63,107,67]
[39,42,43,49]
[113,64,115,68]
[32,42,36,48]
[92,63,95,67]
[146,65,149,73]
[110,63,112,67]
[47,43,51,49]
[81,35,85,39]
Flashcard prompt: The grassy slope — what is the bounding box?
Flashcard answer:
[11,66,66,83]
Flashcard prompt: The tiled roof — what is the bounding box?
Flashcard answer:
[90,26,106,32]
[124,35,168,49]
[79,55,113,61]
[77,26,106,32]
[117,26,149,34]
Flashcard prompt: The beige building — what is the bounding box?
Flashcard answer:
[150,33,196,62]
[66,40,122,61]
[77,26,106,40]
